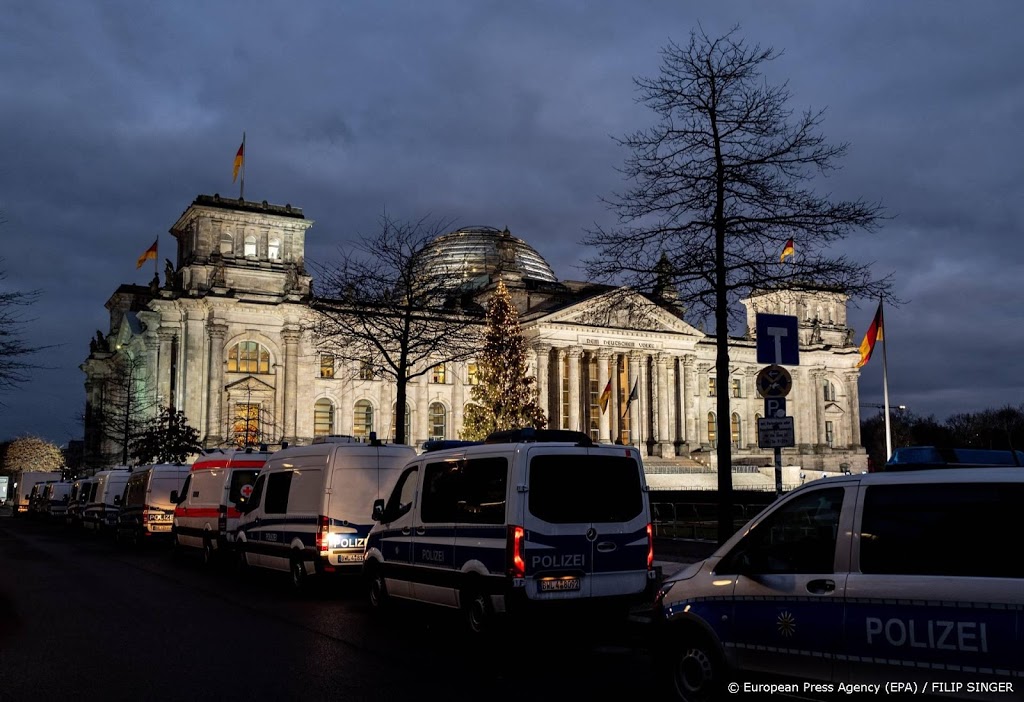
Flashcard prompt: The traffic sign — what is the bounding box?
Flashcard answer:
[758,416,795,448]
[764,397,787,418]
[756,313,800,366]
[756,364,792,398]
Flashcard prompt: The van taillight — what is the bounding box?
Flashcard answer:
[316,515,329,553]
[507,525,525,578]
[646,523,654,570]
[142,509,149,524]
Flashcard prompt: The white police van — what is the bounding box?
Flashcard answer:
[654,466,1024,701]
[82,467,131,533]
[235,435,415,591]
[364,429,656,634]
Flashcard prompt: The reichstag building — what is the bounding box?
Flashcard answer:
[82,195,867,477]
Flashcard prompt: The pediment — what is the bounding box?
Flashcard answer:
[224,375,276,393]
[534,289,703,336]
[824,402,846,415]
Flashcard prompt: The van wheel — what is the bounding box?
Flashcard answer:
[660,630,723,702]
[202,538,215,567]
[235,544,249,573]
[290,555,308,592]
[367,565,388,611]
[463,589,492,636]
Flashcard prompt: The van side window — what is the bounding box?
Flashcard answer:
[287,470,322,513]
[228,470,260,505]
[247,474,266,510]
[458,457,508,524]
[860,483,1024,578]
[385,466,418,521]
[718,487,845,575]
[264,472,293,514]
[178,475,192,500]
[422,461,461,523]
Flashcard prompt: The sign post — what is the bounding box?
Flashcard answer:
[755,313,800,496]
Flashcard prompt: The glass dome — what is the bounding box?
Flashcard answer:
[417,226,558,284]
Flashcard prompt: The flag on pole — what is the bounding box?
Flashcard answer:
[598,379,612,414]
[856,302,884,368]
[780,238,795,262]
[136,239,158,269]
[621,379,638,419]
[232,139,245,183]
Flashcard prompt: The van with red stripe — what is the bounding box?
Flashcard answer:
[363,428,656,634]
[235,435,415,592]
[172,448,270,565]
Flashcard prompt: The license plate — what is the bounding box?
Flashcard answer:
[539,577,581,592]
[338,553,362,563]
[149,524,171,532]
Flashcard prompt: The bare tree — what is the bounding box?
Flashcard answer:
[88,353,160,467]
[583,27,893,543]
[0,258,43,396]
[310,214,483,445]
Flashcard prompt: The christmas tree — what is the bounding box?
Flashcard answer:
[461,281,547,439]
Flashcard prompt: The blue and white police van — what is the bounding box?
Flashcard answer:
[364,429,656,634]
[235,435,415,591]
[654,466,1023,701]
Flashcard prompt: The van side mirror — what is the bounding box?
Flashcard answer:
[169,490,179,504]
[372,499,385,522]
[113,495,122,506]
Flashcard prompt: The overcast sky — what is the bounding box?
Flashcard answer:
[1,1,1022,446]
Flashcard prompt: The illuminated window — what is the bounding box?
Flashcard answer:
[429,402,446,440]
[466,362,480,385]
[233,403,260,447]
[313,399,334,437]
[391,403,412,441]
[244,234,257,257]
[228,342,270,374]
[708,412,718,449]
[731,412,742,448]
[708,378,717,397]
[268,237,281,260]
[731,378,742,398]
[353,400,374,439]
[431,363,447,384]
[358,360,375,380]
[320,354,334,379]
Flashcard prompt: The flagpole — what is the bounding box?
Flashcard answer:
[239,131,246,201]
[154,234,159,279]
[879,299,892,460]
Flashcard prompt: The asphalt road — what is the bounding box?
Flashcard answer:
[0,517,667,702]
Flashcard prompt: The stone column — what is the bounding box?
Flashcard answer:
[533,343,551,421]
[453,364,465,439]
[745,366,759,449]
[655,353,671,456]
[682,354,696,446]
[567,347,582,433]
[790,368,810,451]
[696,362,712,447]
[845,371,861,446]
[157,327,177,411]
[206,323,228,445]
[628,352,641,447]
[416,374,429,445]
[183,306,207,433]
[552,347,565,429]
[813,370,826,448]
[597,350,612,442]
[282,327,301,444]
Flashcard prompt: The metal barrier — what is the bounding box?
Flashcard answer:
[652,501,756,541]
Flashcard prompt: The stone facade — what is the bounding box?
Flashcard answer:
[81,195,868,474]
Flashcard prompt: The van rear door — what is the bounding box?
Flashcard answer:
[523,446,649,600]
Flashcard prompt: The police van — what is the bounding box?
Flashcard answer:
[235,435,415,591]
[653,467,1024,701]
[82,468,131,533]
[363,429,656,634]
[115,464,191,545]
[42,482,72,519]
[172,448,270,565]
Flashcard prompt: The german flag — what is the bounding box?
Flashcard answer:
[136,238,158,269]
[856,302,884,368]
[780,238,795,263]
[232,140,245,183]
[598,379,612,414]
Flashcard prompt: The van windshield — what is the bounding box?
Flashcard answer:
[529,453,643,523]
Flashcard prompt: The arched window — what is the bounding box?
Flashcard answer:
[391,403,411,442]
[755,413,762,446]
[731,412,742,448]
[227,341,271,374]
[219,232,234,255]
[429,402,446,441]
[353,400,374,439]
[313,399,334,437]
[244,234,257,257]
[707,412,718,449]
[268,237,281,260]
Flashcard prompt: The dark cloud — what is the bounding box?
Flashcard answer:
[1,0,1021,442]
